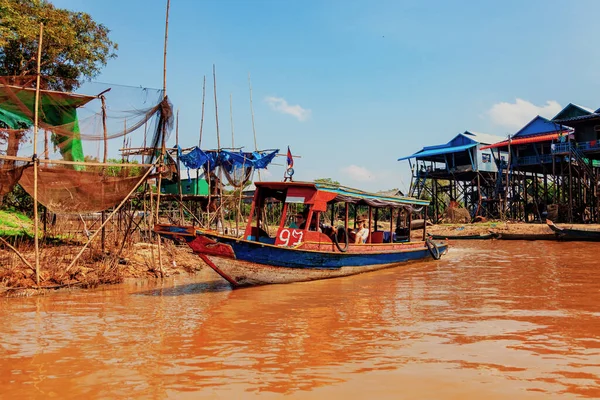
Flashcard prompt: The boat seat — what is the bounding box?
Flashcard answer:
[370,231,384,244]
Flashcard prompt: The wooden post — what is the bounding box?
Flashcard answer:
[100,94,108,252]
[33,23,44,287]
[504,136,512,219]
[389,208,394,243]
[422,206,428,241]
[367,207,373,244]
[344,202,349,233]
[176,110,184,223]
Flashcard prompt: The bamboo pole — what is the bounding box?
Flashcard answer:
[213,64,224,233]
[196,76,207,225]
[230,93,235,148]
[176,109,184,223]
[199,75,206,148]
[229,92,241,234]
[163,0,170,97]
[0,155,155,167]
[155,0,171,277]
[64,166,155,273]
[503,136,512,219]
[0,237,35,273]
[248,72,261,181]
[100,95,110,252]
[33,23,44,286]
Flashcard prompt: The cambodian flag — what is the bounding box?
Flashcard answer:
[286,146,293,169]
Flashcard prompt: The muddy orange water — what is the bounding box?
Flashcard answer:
[1,241,599,399]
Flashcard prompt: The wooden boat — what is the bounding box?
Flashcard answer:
[494,232,556,241]
[428,233,496,240]
[155,181,448,288]
[546,219,600,242]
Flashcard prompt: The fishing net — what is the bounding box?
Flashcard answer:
[0,76,173,213]
[18,163,148,213]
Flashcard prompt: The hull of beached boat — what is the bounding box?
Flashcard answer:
[547,219,600,242]
[428,233,497,240]
[155,225,448,287]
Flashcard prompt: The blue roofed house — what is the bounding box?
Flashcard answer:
[399,131,506,222]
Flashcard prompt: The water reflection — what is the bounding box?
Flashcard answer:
[0,241,599,399]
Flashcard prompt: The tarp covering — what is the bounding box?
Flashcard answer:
[177,147,279,171]
[0,82,94,164]
[398,143,476,161]
[0,108,31,129]
[314,182,431,207]
[177,147,279,188]
[480,133,560,150]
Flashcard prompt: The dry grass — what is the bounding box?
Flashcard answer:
[0,235,204,297]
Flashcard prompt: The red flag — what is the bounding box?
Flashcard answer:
[286,146,293,169]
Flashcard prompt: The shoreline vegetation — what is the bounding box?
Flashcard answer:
[1,210,599,297]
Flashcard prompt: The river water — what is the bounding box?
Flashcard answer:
[1,241,599,399]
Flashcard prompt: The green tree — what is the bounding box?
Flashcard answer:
[0,0,118,90]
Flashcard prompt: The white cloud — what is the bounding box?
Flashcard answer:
[488,99,562,129]
[340,164,373,182]
[265,96,311,121]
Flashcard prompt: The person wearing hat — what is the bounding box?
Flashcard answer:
[290,213,306,229]
[354,217,369,244]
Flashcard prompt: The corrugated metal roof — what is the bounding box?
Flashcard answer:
[513,116,570,137]
[554,113,600,124]
[462,131,506,145]
[552,103,594,121]
[480,133,560,150]
[398,143,476,161]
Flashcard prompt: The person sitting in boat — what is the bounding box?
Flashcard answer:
[352,218,370,244]
[289,213,306,229]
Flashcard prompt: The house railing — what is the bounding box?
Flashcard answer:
[552,140,600,155]
[515,154,553,166]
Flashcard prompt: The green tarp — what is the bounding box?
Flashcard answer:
[0,84,95,165]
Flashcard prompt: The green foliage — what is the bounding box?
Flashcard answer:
[105,158,142,177]
[0,0,118,91]
[0,209,33,235]
[1,184,34,216]
[314,177,340,186]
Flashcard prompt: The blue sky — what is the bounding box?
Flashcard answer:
[51,0,600,192]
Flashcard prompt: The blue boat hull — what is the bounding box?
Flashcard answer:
[156,225,448,287]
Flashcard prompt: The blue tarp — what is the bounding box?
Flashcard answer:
[398,143,476,161]
[177,146,279,171]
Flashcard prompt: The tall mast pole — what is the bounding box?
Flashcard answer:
[213,64,224,231]
[198,75,207,225]
[155,0,170,277]
[33,22,44,286]
[248,72,261,180]
[230,93,235,148]
[199,75,206,148]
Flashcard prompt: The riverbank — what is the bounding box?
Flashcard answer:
[426,220,600,238]
[0,241,202,297]
[3,220,600,297]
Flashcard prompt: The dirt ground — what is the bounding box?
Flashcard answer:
[0,240,202,297]
[424,220,600,237]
